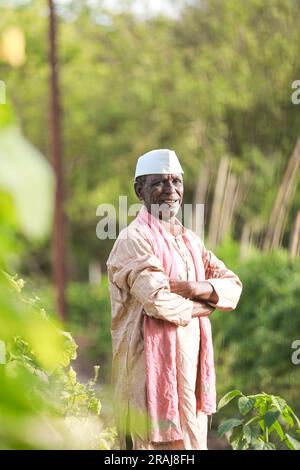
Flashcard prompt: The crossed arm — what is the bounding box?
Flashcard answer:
[169,279,219,305]
[108,233,242,327]
[170,243,243,313]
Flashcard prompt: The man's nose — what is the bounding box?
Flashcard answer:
[163,181,176,192]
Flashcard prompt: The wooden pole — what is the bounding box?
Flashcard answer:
[263,134,300,251]
[207,157,229,247]
[289,211,300,260]
[48,0,67,320]
[193,161,211,238]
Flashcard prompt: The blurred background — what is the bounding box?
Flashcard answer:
[0,0,300,449]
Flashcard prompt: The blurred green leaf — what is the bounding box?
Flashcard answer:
[218,418,243,437]
[0,126,54,240]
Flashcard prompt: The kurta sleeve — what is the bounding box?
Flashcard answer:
[201,243,242,311]
[107,231,194,326]
[191,301,215,317]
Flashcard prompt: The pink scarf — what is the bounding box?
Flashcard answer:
[137,205,216,442]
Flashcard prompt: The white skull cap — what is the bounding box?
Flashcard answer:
[134,148,184,179]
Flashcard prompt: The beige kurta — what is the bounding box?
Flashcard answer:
[106,216,242,450]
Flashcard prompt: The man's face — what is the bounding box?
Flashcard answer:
[135,173,184,220]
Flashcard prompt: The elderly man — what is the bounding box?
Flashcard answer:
[107,149,242,450]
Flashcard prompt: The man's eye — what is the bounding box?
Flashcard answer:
[152,179,181,186]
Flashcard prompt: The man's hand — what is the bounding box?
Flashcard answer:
[169,279,219,304]
[169,279,198,299]
[192,301,215,317]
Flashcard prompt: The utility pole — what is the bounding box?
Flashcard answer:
[48,0,67,320]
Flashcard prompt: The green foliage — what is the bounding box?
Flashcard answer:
[212,250,300,411]
[214,236,245,270]
[0,126,54,240]
[66,280,112,380]
[1,0,300,274]
[217,390,300,450]
[36,278,112,381]
[0,273,116,449]
[0,41,116,448]
[1,0,300,449]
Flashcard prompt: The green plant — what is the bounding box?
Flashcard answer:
[0,273,116,449]
[217,390,300,450]
[212,251,300,413]
[0,99,116,449]
[34,279,112,381]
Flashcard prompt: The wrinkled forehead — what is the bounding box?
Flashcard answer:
[145,173,183,182]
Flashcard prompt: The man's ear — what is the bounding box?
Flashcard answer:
[134,181,143,201]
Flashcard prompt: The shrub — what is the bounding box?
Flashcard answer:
[212,250,300,416]
[0,272,116,449]
[217,390,300,450]
[34,278,112,382]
